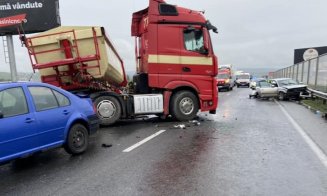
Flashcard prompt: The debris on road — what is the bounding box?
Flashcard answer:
[190,120,201,126]
[101,144,113,148]
[173,124,186,129]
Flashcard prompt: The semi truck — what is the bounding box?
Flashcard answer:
[20,0,219,125]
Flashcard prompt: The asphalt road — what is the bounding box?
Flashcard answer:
[1,87,327,196]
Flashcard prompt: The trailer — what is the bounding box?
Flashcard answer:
[21,0,219,125]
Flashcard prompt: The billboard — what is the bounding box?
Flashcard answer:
[294,46,327,64]
[0,0,60,35]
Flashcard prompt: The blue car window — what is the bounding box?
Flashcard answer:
[0,87,28,117]
[28,87,59,111]
[53,90,70,107]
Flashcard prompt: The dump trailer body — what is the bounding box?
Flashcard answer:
[25,26,127,89]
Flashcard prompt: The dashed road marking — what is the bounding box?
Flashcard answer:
[123,130,167,152]
[276,100,327,168]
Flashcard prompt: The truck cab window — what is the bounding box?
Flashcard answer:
[184,29,204,53]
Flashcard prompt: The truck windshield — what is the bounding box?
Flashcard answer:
[238,75,250,79]
[217,74,229,79]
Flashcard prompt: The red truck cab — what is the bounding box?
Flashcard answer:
[132,0,218,119]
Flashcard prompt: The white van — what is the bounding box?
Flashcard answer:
[235,73,251,88]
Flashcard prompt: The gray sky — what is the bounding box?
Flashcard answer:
[1,0,327,73]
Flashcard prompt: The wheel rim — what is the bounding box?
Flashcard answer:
[179,97,194,115]
[97,100,116,119]
[73,130,85,149]
[279,93,284,100]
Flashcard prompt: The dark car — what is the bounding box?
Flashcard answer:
[270,78,308,100]
[0,82,99,164]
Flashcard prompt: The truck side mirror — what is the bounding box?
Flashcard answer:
[0,111,3,119]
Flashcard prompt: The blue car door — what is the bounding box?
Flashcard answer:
[0,86,39,162]
[27,86,72,147]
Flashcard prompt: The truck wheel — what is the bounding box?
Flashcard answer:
[64,124,89,155]
[170,91,199,121]
[94,96,121,126]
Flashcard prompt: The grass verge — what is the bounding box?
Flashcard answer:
[302,98,327,113]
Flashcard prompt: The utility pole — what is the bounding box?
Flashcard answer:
[6,35,18,82]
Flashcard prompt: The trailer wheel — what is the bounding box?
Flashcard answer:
[94,96,121,126]
[170,91,199,121]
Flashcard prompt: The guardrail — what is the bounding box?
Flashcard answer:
[308,88,327,100]
[272,54,327,99]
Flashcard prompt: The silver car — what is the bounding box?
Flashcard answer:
[249,80,278,99]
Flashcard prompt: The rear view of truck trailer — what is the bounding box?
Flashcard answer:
[21,0,219,125]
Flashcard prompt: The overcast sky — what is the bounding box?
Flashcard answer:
[1,0,327,73]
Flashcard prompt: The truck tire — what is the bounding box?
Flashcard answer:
[94,96,121,126]
[170,91,199,121]
[64,123,89,155]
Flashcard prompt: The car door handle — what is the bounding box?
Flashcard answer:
[63,110,70,115]
[182,67,191,72]
[25,118,35,123]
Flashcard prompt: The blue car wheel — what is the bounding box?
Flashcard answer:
[64,124,89,155]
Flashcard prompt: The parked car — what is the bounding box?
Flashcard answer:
[249,80,278,99]
[270,78,309,100]
[0,82,99,164]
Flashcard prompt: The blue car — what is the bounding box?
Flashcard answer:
[0,82,99,163]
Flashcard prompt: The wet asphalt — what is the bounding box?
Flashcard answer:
[1,87,327,196]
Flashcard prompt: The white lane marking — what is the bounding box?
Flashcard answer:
[123,130,167,152]
[275,100,327,168]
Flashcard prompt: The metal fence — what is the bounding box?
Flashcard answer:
[272,54,327,93]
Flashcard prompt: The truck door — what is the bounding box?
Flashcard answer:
[180,26,215,77]
[157,24,182,87]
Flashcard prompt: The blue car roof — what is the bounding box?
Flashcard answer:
[0,82,68,93]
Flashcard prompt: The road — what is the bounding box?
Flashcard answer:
[1,87,327,196]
